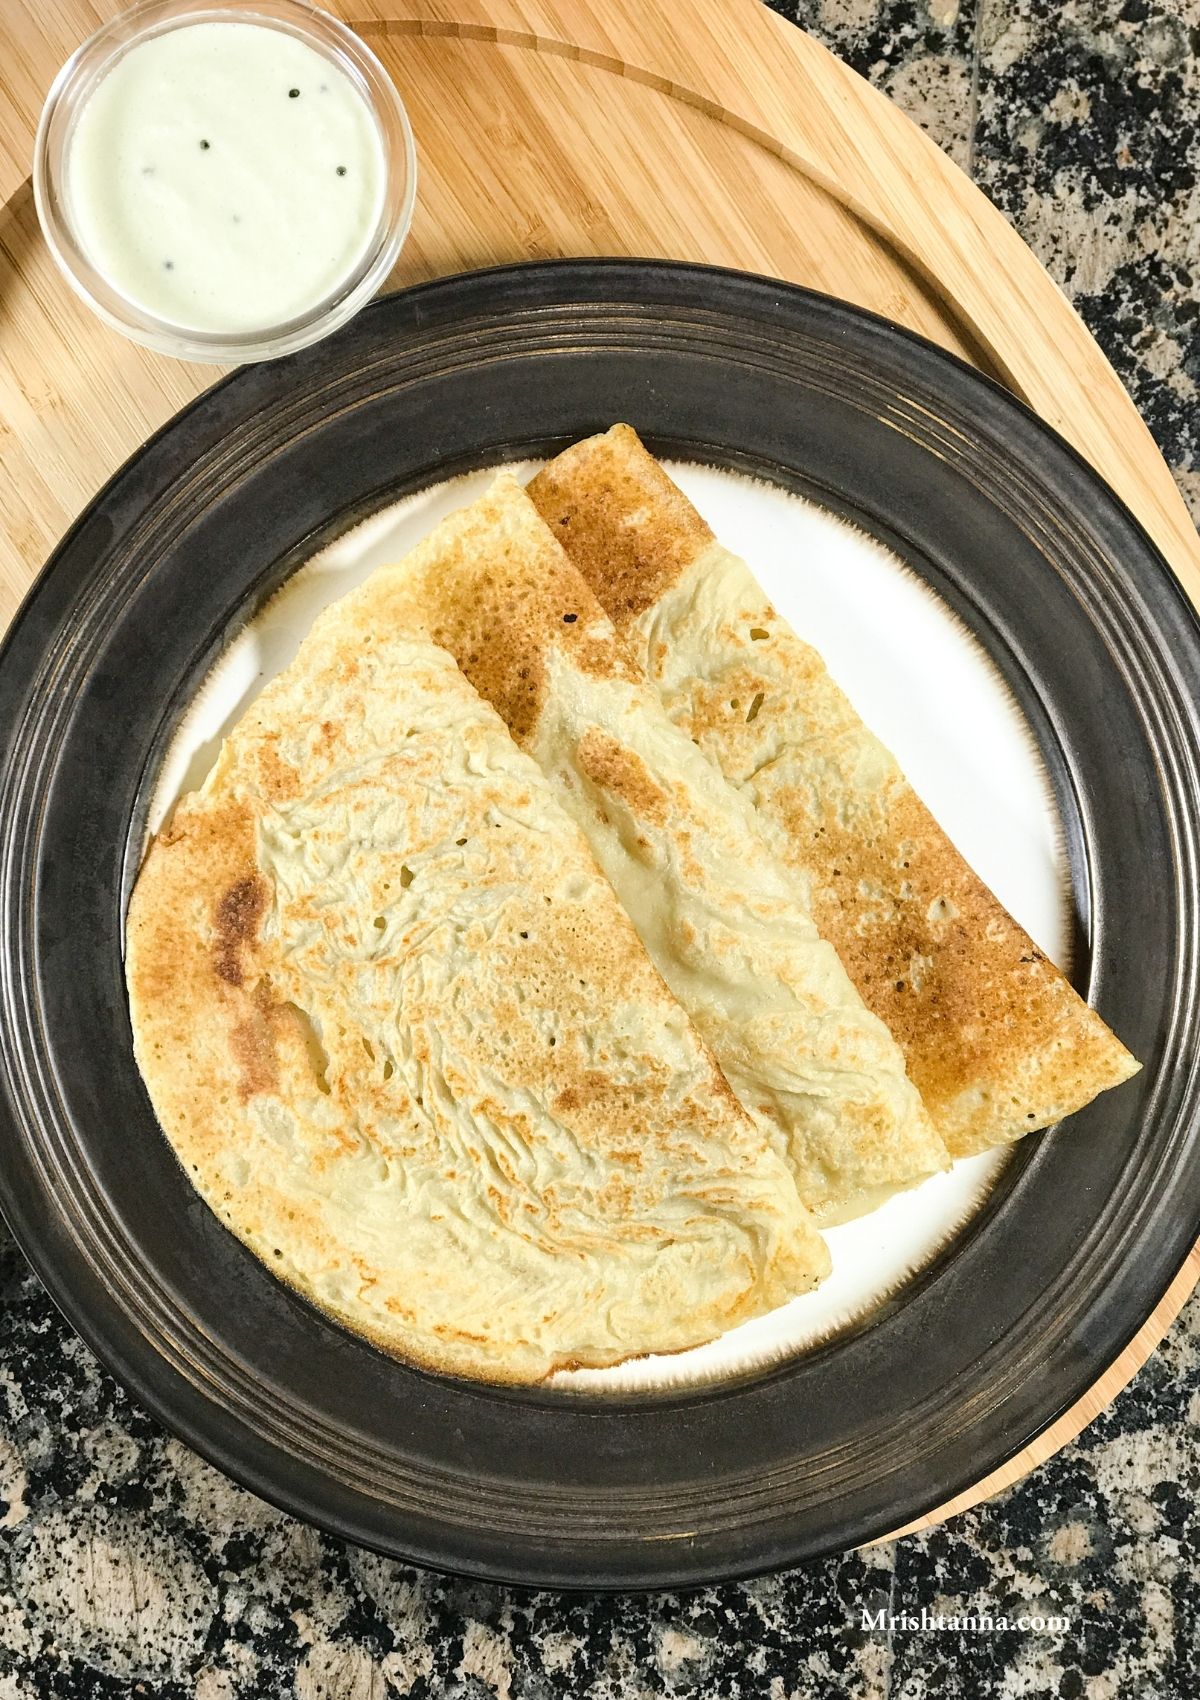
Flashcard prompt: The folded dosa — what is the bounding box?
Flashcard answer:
[528,426,1140,1155]
[127,611,829,1384]
[370,474,947,1219]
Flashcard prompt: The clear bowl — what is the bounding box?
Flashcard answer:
[33,0,417,363]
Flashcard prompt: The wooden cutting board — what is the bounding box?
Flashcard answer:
[1,0,1197,1545]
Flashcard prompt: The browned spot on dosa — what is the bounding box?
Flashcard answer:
[576,728,669,824]
[528,424,713,629]
[230,1009,279,1101]
[368,479,638,747]
[213,876,268,986]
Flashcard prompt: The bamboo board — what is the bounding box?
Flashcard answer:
[0,0,1197,1546]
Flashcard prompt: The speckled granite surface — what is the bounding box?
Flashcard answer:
[1,4,1198,1697]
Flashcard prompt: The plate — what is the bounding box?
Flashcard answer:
[1,260,1198,1588]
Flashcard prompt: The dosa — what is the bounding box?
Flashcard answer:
[528,427,1139,1154]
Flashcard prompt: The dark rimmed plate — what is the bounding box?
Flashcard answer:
[1,261,1198,1589]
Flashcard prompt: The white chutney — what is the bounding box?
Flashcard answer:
[65,21,387,334]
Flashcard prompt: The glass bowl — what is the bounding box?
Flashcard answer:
[33,0,417,363]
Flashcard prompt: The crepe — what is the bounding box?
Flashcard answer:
[126,613,830,1385]
[528,426,1140,1156]
[369,473,947,1220]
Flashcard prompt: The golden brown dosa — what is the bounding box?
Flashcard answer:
[528,426,1140,1154]
[127,605,829,1383]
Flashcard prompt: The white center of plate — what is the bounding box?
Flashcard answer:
[149,462,1069,1392]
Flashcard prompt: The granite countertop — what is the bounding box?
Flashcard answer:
[1,3,1198,1696]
